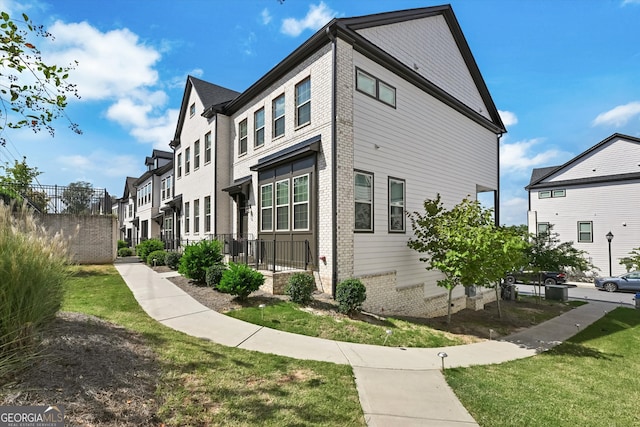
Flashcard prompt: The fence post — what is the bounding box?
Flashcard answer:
[255,239,260,270]
[304,240,309,270]
[272,239,276,273]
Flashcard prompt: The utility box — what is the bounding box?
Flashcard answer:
[545,284,568,302]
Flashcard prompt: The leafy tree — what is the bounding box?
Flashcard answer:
[61,181,93,214]
[408,195,527,323]
[620,248,640,272]
[0,157,47,211]
[0,11,80,143]
[524,225,591,302]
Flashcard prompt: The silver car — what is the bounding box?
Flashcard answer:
[594,271,640,292]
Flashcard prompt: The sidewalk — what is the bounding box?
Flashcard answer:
[114,262,617,426]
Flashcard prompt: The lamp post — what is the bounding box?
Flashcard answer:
[606,231,614,276]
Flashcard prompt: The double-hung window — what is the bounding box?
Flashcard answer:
[537,222,550,237]
[239,119,248,155]
[354,171,373,231]
[177,153,182,178]
[184,202,190,233]
[161,179,166,200]
[293,174,309,230]
[273,94,285,138]
[260,184,273,231]
[194,140,200,170]
[578,221,593,243]
[388,178,405,232]
[193,199,200,233]
[185,147,191,174]
[276,179,289,231]
[254,108,265,148]
[204,132,212,164]
[204,196,211,233]
[295,78,311,127]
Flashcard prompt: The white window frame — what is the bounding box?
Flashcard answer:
[275,178,290,231]
[185,147,191,175]
[354,171,374,232]
[260,183,273,232]
[193,199,200,234]
[204,196,211,233]
[177,153,182,178]
[194,140,200,170]
[254,108,265,148]
[272,94,285,138]
[184,201,190,233]
[189,103,196,117]
[204,132,212,164]
[295,77,311,128]
[293,174,309,231]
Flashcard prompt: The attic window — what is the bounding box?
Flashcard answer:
[189,103,196,117]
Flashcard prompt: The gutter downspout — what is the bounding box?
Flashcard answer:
[327,26,338,297]
[213,114,218,235]
[496,132,503,227]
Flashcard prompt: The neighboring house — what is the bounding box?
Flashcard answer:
[132,149,173,244]
[526,133,640,277]
[169,76,241,245]
[167,4,505,317]
[116,176,138,246]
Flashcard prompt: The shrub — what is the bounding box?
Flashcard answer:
[147,250,167,266]
[117,239,129,250]
[118,247,133,257]
[178,239,224,283]
[217,262,264,300]
[136,238,164,260]
[335,278,367,315]
[0,202,69,379]
[165,252,182,270]
[285,272,316,305]
[205,263,227,288]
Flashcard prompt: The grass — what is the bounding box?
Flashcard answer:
[226,301,466,347]
[63,265,365,426]
[446,307,640,427]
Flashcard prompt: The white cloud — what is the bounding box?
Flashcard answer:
[130,108,179,149]
[57,152,141,180]
[261,8,272,25]
[498,110,518,127]
[500,138,564,173]
[592,101,640,127]
[622,0,640,5]
[281,2,336,37]
[499,196,528,226]
[44,21,160,101]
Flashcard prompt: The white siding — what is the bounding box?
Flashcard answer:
[352,51,498,296]
[529,180,640,277]
[547,137,640,182]
[357,15,490,120]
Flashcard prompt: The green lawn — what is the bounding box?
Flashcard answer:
[226,301,466,347]
[446,307,640,427]
[63,265,364,426]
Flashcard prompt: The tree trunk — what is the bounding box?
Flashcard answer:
[446,287,453,324]
[495,284,502,319]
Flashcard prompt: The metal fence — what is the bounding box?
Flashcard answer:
[0,183,112,215]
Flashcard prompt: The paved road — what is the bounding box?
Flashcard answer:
[516,282,638,306]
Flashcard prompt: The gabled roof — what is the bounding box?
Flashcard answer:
[121,176,137,199]
[526,133,640,190]
[171,75,240,147]
[223,4,504,134]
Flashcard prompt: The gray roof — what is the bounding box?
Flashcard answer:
[189,76,240,109]
[529,166,560,186]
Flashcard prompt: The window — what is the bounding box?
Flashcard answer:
[295,78,311,127]
[161,178,167,200]
[193,199,200,233]
[539,189,565,199]
[356,68,396,107]
[273,94,285,138]
[185,147,191,174]
[537,222,550,236]
[261,184,273,231]
[204,196,211,233]
[254,108,265,148]
[177,153,182,178]
[204,132,212,164]
[578,221,593,243]
[166,176,172,198]
[552,189,566,197]
[293,174,309,230]
[239,119,248,155]
[389,178,405,232]
[189,103,196,117]
[194,140,200,169]
[354,171,373,231]
[538,190,551,199]
[184,202,190,233]
[276,179,289,231]
[164,217,173,237]
[128,204,133,217]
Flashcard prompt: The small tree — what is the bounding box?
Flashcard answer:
[619,247,640,272]
[178,239,224,283]
[217,262,264,300]
[61,181,94,214]
[0,157,47,211]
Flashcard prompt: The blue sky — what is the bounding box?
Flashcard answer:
[2,0,640,225]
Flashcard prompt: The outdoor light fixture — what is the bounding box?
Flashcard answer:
[437,352,448,370]
[575,323,581,331]
[606,231,614,276]
[489,329,495,340]
[259,304,266,321]
[383,329,392,346]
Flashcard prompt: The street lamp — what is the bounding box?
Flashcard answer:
[606,231,614,276]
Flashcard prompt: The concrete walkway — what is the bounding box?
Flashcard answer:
[114,262,617,426]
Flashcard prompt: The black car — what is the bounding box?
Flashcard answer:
[505,270,567,286]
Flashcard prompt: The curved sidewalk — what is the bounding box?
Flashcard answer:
[115,262,616,427]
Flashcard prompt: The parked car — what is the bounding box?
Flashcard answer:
[594,271,640,292]
[505,270,567,286]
